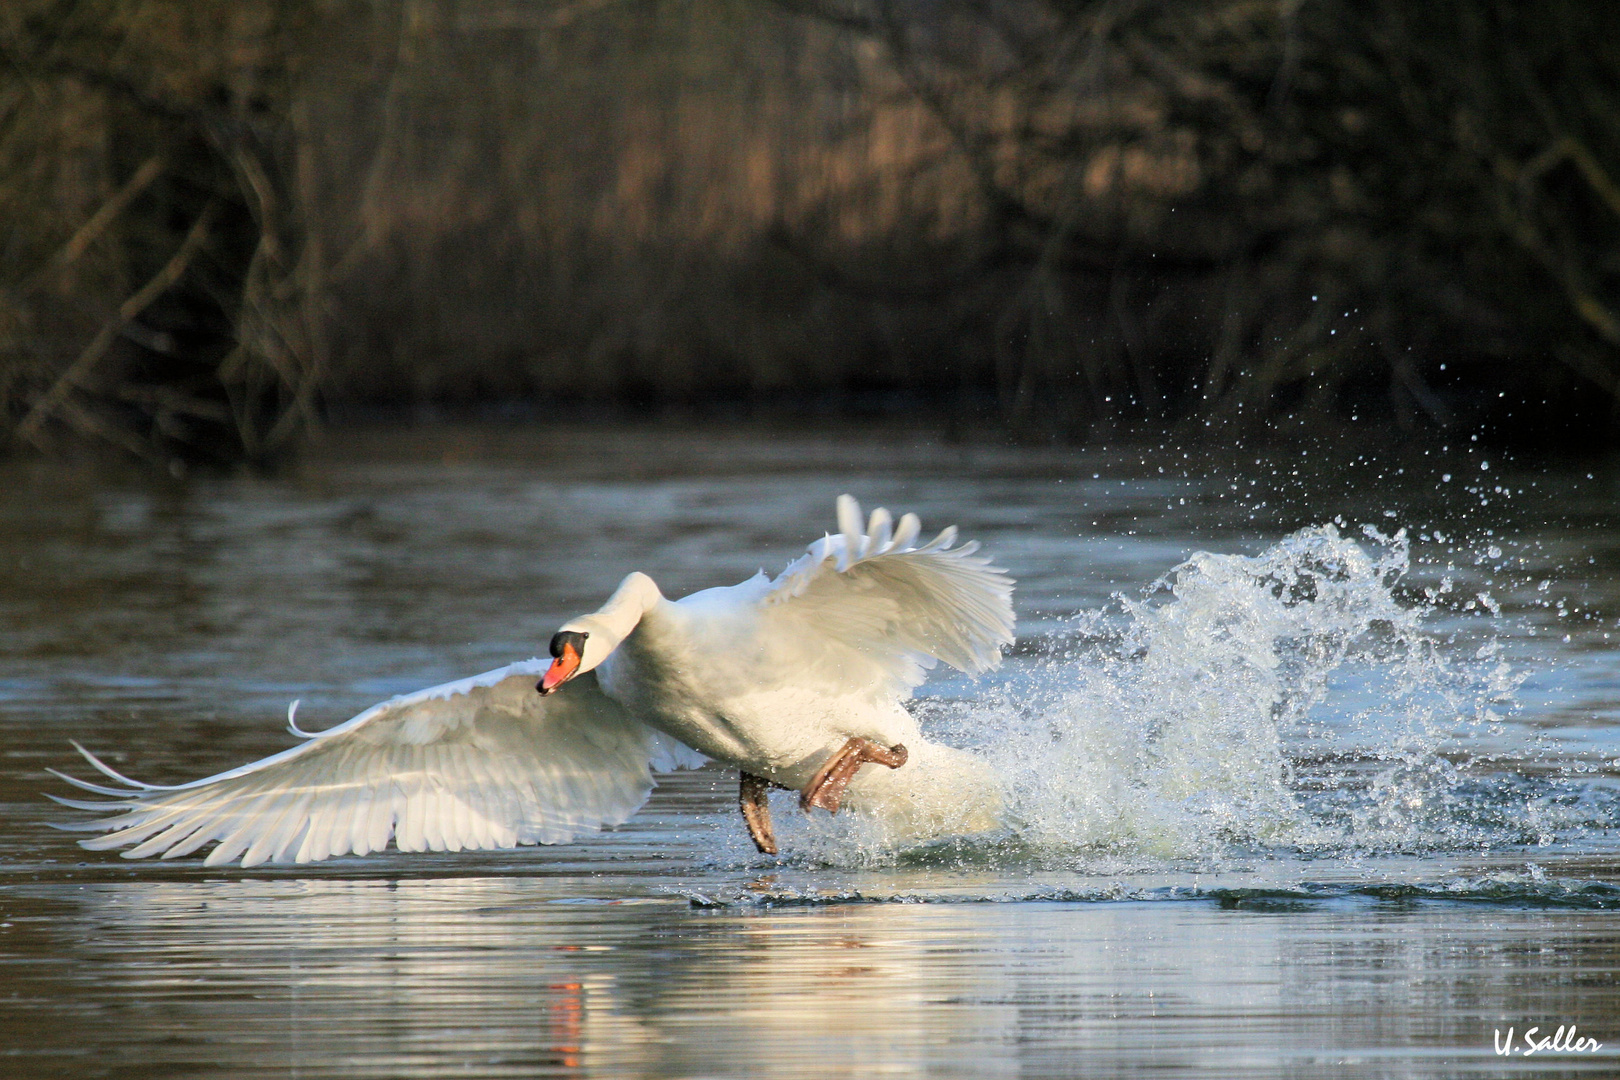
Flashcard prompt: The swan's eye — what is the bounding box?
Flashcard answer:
[549,630,589,658]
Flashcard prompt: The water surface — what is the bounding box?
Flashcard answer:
[4,425,1620,1077]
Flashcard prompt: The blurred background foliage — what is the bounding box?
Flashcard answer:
[1,0,1616,465]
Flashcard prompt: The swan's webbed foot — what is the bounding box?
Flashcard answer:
[740,772,787,854]
[800,737,908,815]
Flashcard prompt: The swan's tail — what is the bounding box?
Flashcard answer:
[841,739,1003,841]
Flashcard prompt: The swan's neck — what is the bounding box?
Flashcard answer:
[564,571,663,672]
[595,571,663,639]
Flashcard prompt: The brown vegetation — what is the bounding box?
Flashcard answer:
[0,2,331,464]
[1,0,1616,464]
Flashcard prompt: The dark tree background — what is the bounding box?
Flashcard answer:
[1,0,1616,464]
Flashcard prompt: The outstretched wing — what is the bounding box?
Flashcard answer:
[757,494,1015,694]
[49,660,706,868]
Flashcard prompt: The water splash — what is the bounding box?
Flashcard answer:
[791,524,1620,869]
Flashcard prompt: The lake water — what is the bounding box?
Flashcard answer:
[4,424,1620,1077]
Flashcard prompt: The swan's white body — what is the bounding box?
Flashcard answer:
[53,496,1014,865]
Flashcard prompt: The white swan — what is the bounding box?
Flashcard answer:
[51,496,1014,865]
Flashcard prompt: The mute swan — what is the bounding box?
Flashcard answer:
[51,496,1014,866]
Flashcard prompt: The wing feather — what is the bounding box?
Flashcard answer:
[162,814,222,861]
[55,659,704,867]
[360,757,391,855]
[418,746,444,852]
[295,754,340,864]
[759,495,1015,693]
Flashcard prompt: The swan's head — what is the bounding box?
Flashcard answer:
[537,621,615,694]
[538,629,589,694]
[537,572,663,694]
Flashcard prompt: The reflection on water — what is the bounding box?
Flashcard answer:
[9,874,1620,1078]
[5,425,1620,1076]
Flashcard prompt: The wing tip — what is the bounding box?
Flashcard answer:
[68,740,171,791]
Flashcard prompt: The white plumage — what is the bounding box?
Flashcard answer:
[53,495,1015,864]
[52,665,701,867]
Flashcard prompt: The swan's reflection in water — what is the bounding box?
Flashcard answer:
[14,874,1620,1078]
[36,876,1022,1078]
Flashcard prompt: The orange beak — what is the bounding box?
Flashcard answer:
[538,641,582,695]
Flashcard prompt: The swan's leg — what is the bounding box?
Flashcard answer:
[739,772,780,854]
[800,738,908,814]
